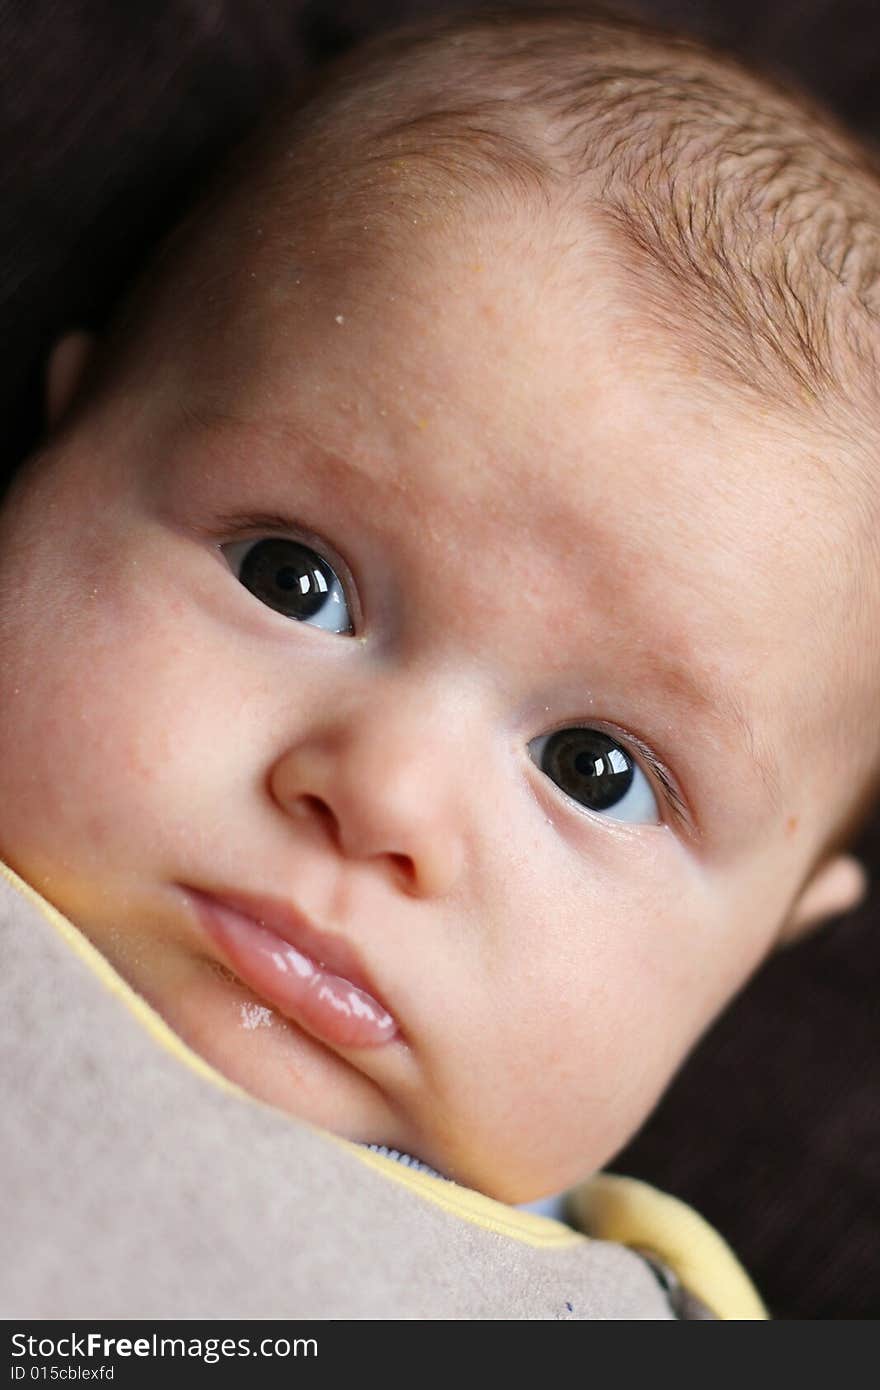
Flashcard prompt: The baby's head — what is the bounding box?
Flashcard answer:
[1,2,878,1201]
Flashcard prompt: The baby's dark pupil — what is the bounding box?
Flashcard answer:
[239,538,333,620]
[541,729,634,811]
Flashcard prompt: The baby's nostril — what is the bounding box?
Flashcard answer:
[294,793,335,826]
[388,852,417,892]
[288,799,415,885]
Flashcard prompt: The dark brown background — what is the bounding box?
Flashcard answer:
[1,0,877,1318]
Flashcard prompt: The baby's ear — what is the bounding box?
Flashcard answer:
[45,330,96,432]
[777,852,869,947]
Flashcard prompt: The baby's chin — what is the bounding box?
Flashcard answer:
[160,980,580,1205]
[383,1108,603,1208]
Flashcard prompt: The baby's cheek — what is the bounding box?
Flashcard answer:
[2,608,180,871]
[1,681,135,874]
[497,859,727,1125]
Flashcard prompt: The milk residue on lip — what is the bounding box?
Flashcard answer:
[240,1002,274,1031]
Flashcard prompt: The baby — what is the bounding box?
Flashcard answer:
[1,0,877,1223]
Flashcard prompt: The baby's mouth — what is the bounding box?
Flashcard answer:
[180,887,399,1050]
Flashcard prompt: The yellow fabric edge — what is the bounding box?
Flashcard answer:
[334,1138,584,1247]
[568,1172,769,1320]
[0,859,244,1098]
[1,859,579,1250]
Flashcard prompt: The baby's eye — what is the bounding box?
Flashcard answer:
[221,536,354,634]
[528,727,661,826]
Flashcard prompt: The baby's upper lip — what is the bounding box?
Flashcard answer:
[183,884,387,1007]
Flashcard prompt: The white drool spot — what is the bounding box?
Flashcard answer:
[240,1002,274,1031]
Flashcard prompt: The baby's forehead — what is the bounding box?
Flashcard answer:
[160,188,838,525]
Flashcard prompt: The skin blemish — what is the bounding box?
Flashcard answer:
[786,815,799,836]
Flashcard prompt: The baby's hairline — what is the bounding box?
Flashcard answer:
[220,7,880,472]
[71,0,880,422]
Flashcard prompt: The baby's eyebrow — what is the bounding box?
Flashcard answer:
[653,655,783,817]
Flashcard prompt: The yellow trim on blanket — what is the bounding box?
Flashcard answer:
[568,1173,768,1319]
[338,1138,584,1247]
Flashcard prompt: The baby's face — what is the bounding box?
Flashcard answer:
[0,212,857,1200]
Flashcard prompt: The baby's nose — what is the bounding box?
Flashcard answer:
[268,686,466,898]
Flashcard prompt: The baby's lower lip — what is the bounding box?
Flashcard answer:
[187,892,398,1049]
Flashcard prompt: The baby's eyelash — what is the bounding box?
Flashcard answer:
[623,731,691,833]
[200,510,317,542]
